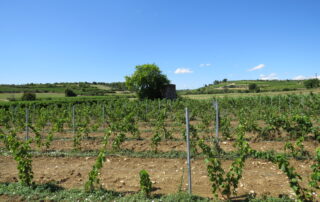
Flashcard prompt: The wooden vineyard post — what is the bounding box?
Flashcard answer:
[185,107,192,195]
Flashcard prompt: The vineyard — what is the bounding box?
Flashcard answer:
[0,94,319,201]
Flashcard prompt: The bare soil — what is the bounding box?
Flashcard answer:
[4,138,316,155]
[0,155,319,199]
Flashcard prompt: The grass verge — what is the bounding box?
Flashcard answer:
[0,182,294,202]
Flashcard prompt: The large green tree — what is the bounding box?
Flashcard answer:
[125,64,170,99]
[304,79,320,89]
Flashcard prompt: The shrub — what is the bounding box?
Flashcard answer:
[139,169,152,196]
[65,89,77,97]
[304,79,320,89]
[21,92,36,101]
[248,83,257,91]
[248,83,260,92]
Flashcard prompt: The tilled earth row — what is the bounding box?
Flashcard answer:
[0,155,318,199]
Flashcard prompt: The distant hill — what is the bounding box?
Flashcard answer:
[178,80,306,95]
[0,82,129,96]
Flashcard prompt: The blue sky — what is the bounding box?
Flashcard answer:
[0,0,319,89]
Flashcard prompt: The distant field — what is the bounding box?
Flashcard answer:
[210,80,304,90]
[0,93,65,102]
[182,88,320,99]
[0,82,127,96]
[91,84,112,90]
[179,80,308,95]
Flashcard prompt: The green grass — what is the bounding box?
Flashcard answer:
[208,80,304,91]
[178,80,312,96]
[0,182,211,202]
[0,93,65,102]
[0,82,128,97]
[91,84,112,90]
[0,182,293,201]
[0,82,135,102]
[182,88,320,99]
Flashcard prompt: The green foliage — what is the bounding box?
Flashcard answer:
[253,151,313,201]
[213,80,220,85]
[139,169,152,197]
[65,88,77,97]
[0,82,125,97]
[0,182,215,201]
[28,125,43,149]
[84,151,106,192]
[248,142,315,201]
[125,64,170,99]
[304,79,320,89]
[181,80,304,95]
[182,124,200,155]
[220,116,232,139]
[122,112,141,139]
[112,133,126,151]
[197,112,212,133]
[309,147,320,189]
[198,126,250,199]
[284,115,313,139]
[45,131,54,150]
[0,93,320,200]
[21,92,36,101]
[199,123,318,201]
[105,124,126,151]
[284,137,310,158]
[1,182,292,201]
[85,134,109,192]
[151,131,161,153]
[73,128,83,151]
[248,83,257,91]
[154,110,172,140]
[0,132,34,186]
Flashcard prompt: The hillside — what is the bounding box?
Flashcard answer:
[178,80,306,95]
[1,80,319,102]
[0,82,127,94]
[0,82,131,102]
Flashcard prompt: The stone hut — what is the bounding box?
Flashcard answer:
[162,84,177,99]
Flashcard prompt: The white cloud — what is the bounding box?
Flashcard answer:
[259,73,278,80]
[248,64,265,71]
[199,63,212,67]
[174,68,193,74]
[292,75,308,80]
